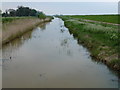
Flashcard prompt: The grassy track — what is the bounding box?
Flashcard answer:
[59,15,120,71]
[62,15,119,24]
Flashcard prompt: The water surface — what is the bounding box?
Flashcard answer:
[2,18,119,88]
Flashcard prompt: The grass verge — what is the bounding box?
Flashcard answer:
[2,17,52,45]
[59,15,120,72]
[62,15,119,24]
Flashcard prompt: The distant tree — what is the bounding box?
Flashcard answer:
[29,9,37,16]
[0,10,1,14]
[36,11,41,17]
[16,6,37,16]
[8,9,16,16]
[2,6,46,17]
[38,12,46,20]
[2,10,9,17]
[16,6,29,16]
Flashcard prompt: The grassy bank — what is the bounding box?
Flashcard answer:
[62,15,119,24]
[2,17,52,45]
[2,17,36,23]
[59,15,120,71]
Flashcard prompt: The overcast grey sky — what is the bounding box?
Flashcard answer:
[2,0,119,2]
[2,2,118,15]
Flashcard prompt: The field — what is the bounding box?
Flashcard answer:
[59,15,120,71]
[2,17,21,23]
[2,17,37,23]
[63,15,119,24]
[2,16,53,24]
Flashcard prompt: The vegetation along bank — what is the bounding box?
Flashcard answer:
[58,15,120,72]
[2,6,53,45]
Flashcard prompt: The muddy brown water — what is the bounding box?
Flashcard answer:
[1,18,119,88]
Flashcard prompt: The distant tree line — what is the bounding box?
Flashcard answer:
[0,10,1,16]
[2,6,45,17]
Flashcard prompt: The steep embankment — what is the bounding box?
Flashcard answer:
[59,15,120,72]
[2,17,52,45]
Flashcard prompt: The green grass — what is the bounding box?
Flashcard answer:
[60,15,119,71]
[60,15,119,24]
[109,59,120,66]
[64,20,118,48]
[2,17,23,23]
[71,15,119,24]
[2,17,39,23]
[2,16,53,23]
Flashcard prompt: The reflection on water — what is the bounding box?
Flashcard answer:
[2,18,119,88]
